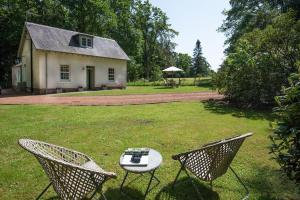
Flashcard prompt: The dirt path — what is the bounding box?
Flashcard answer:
[0,92,223,106]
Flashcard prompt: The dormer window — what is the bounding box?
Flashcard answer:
[80,36,92,48]
[87,38,92,47]
[81,37,87,46]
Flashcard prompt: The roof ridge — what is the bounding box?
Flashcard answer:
[25,22,115,42]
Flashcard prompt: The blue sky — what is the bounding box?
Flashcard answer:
[149,0,230,71]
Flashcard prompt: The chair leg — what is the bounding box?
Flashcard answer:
[229,166,249,200]
[172,165,204,200]
[99,191,107,200]
[36,182,52,200]
[183,169,204,200]
[172,166,184,188]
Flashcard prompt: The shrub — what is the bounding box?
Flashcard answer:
[214,11,300,106]
[270,72,300,185]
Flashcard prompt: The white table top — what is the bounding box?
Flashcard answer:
[119,148,163,173]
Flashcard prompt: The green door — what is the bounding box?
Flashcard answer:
[86,66,95,90]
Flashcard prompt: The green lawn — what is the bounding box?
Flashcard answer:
[0,102,298,199]
[127,77,211,86]
[55,86,213,97]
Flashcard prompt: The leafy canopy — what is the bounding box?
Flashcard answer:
[215,5,300,106]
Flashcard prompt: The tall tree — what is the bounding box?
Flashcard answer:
[175,53,192,76]
[109,0,142,57]
[219,0,300,54]
[134,0,177,80]
[192,40,210,77]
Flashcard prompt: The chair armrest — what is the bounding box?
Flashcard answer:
[102,171,117,179]
[85,168,117,179]
[172,154,180,160]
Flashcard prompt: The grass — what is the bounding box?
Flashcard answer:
[54,85,213,97]
[0,102,298,199]
[127,77,211,86]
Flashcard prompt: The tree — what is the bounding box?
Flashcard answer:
[219,0,300,54]
[214,11,300,106]
[175,53,192,77]
[135,0,177,80]
[127,56,141,82]
[0,0,72,88]
[191,40,210,77]
[270,71,300,185]
[109,0,142,58]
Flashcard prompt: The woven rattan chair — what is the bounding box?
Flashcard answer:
[19,139,117,200]
[172,133,253,200]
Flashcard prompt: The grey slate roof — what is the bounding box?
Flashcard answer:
[24,22,129,60]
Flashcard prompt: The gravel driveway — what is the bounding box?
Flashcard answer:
[0,92,223,106]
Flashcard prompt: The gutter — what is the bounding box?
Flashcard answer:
[30,40,33,93]
[45,52,48,94]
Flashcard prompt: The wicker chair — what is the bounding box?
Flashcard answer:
[18,139,116,200]
[172,133,253,200]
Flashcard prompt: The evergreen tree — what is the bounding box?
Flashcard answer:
[192,40,210,77]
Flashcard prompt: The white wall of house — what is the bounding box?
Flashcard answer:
[20,33,32,88]
[17,33,41,90]
[36,50,127,89]
[11,66,20,87]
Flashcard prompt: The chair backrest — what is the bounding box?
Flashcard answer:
[19,139,111,200]
[178,133,252,181]
[19,139,90,165]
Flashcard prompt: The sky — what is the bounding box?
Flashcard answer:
[149,0,230,71]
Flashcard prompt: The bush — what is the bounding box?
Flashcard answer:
[214,11,300,106]
[270,72,300,185]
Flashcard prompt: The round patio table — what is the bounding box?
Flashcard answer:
[119,148,162,199]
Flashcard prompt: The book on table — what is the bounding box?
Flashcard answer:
[120,148,150,166]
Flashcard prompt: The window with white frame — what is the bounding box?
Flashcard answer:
[60,65,70,81]
[87,38,92,47]
[81,37,87,47]
[80,36,92,48]
[108,68,115,81]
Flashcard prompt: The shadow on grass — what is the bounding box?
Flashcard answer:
[214,164,299,200]
[105,187,145,200]
[44,187,145,200]
[155,177,219,200]
[45,197,59,200]
[202,100,274,121]
[244,165,299,200]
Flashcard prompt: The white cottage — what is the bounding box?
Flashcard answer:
[12,22,129,94]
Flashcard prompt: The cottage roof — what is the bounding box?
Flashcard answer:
[19,22,129,60]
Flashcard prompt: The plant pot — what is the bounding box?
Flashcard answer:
[78,87,84,92]
[56,88,63,93]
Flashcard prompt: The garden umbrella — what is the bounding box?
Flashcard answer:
[162,66,183,78]
[162,66,184,87]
